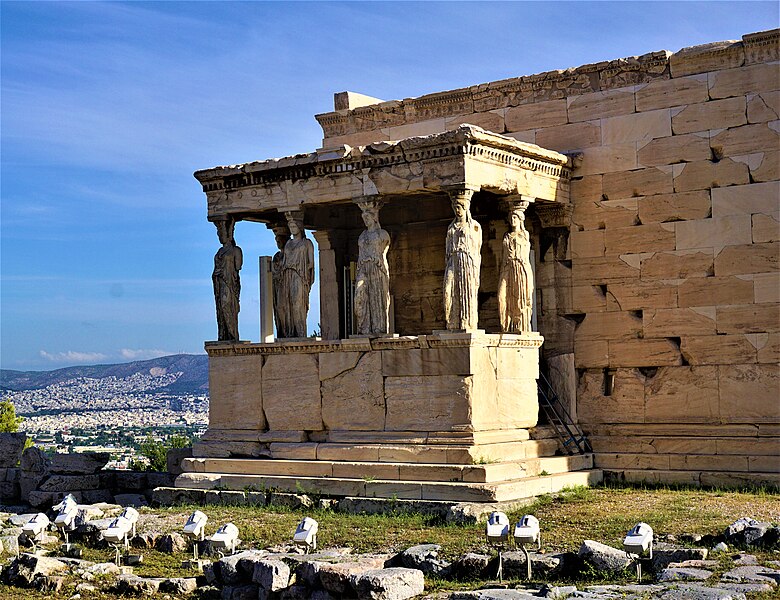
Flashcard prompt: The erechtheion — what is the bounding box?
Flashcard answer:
[177,29,779,502]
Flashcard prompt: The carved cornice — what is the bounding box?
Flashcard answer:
[533,202,573,230]
[194,125,571,195]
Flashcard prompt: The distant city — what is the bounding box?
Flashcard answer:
[1,354,209,468]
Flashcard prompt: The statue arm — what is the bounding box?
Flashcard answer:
[236,247,243,271]
[306,240,315,286]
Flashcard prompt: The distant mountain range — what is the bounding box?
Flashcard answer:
[0,353,209,395]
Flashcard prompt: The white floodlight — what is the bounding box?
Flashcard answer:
[485,511,511,581]
[54,495,80,544]
[102,507,140,565]
[208,522,239,556]
[22,513,50,550]
[513,515,541,580]
[623,522,653,581]
[182,510,208,560]
[293,517,318,553]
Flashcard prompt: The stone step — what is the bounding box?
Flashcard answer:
[594,452,779,473]
[261,438,562,464]
[174,469,603,503]
[180,454,593,483]
[604,468,780,488]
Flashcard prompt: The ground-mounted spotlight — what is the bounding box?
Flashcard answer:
[485,511,511,581]
[102,507,140,566]
[293,516,318,553]
[53,494,80,547]
[208,522,239,557]
[182,510,208,562]
[513,514,541,580]
[22,513,50,552]
[623,522,653,581]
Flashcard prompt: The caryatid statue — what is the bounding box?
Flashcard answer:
[212,216,243,342]
[270,223,291,337]
[443,188,482,330]
[498,200,534,333]
[277,211,314,338]
[354,198,391,335]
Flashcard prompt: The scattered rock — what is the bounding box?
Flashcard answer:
[114,493,148,507]
[156,532,187,553]
[657,584,748,599]
[159,577,198,594]
[502,551,563,577]
[267,492,313,510]
[87,562,121,576]
[394,543,450,575]
[318,557,386,596]
[4,553,68,586]
[216,550,266,585]
[652,547,709,571]
[32,574,65,593]
[725,518,773,547]
[732,554,757,565]
[8,513,38,527]
[578,540,632,574]
[721,565,780,585]
[115,573,164,595]
[712,542,729,553]
[450,590,540,599]
[538,584,578,598]
[351,567,425,600]
[151,487,206,506]
[448,552,491,580]
[131,531,160,549]
[252,558,290,592]
[221,584,260,600]
[658,567,714,582]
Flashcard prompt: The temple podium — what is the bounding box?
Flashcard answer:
[178,126,601,503]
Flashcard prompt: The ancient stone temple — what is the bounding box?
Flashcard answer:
[178,28,779,500]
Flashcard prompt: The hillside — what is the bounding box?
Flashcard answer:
[0,353,209,395]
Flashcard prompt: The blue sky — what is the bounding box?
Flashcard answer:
[1,1,778,371]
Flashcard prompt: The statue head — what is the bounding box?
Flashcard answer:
[271,224,290,251]
[451,194,471,222]
[357,198,383,230]
[284,212,305,238]
[509,208,526,232]
[214,218,234,245]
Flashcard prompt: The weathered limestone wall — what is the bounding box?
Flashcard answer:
[316,29,780,485]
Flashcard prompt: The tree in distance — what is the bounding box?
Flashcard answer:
[132,433,190,472]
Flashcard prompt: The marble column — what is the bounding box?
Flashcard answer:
[498,196,535,333]
[312,229,344,340]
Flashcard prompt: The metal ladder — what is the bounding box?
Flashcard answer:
[537,371,592,455]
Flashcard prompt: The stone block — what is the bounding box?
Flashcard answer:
[675,215,752,250]
[578,539,633,573]
[719,364,780,422]
[571,285,608,312]
[570,230,605,258]
[605,223,676,255]
[576,143,638,176]
[381,347,471,376]
[608,338,683,367]
[262,354,322,431]
[505,129,535,144]
[535,120,601,152]
[351,567,425,600]
[572,197,640,230]
[637,190,711,224]
[571,174,603,202]
[252,559,290,592]
[50,452,110,475]
[446,111,504,133]
[743,29,780,64]
[748,91,780,123]
[673,158,750,192]
[603,167,674,200]
[715,242,778,276]
[572,256,640,285]
[385,375,472,431]
[717,303,780,334]
[710,123,780,158]
[602,109,672,144]
[39,473,100,492]
[753,213,780,243]
[387,118,447,140]
[577,368,645,424]
[636,74,709,112]
[644,366,720,423]
[711,182,780,218]
[637,133,711,167]
[681,334,758,365]
[758,332,780,363]
[746,150,780,183]
[672,97,747,135]
[321,352,384,431]
[644,307,716,337]
[166,447,192,476]
[575,311,643,341]
[640,250,714,280]
[505,100,568,130]
[606,281,677,311]
[708,62,780,99]
[754,272,780,303]
[573,340,609,368]
[677,276,754,307]
[494,377,539,430]
[209,355,265,431]
[567,89,635,123]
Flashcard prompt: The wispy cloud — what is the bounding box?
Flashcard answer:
[119,348,171,360]
[39,350,108,363]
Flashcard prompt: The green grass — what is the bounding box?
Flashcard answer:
[1,485,778,598]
